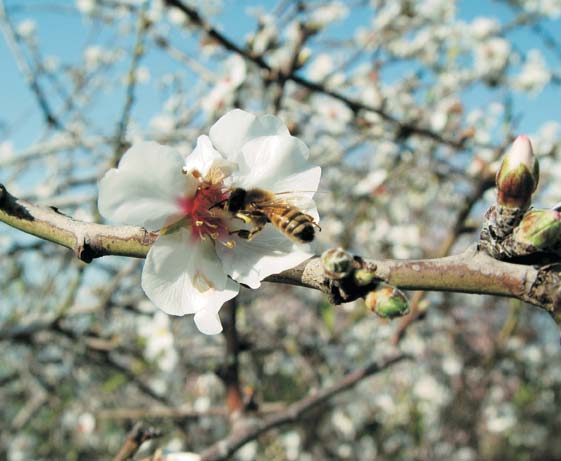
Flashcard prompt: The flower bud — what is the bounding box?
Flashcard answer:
[496,135,539,209]
[354,268,375,286]
[514,209,561,250]
[321,248,353,279]
[365,285,410,319]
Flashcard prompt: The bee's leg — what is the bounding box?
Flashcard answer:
[244,221,267,240]
[229,224,264,240]
[234,212,254,224]
[230,212,267,240]
[229,229,252,240]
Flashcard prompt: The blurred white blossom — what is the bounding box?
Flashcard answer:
[474,37,511,80]
[16,20,36,38]
[201,55,246,115]
[512,49,551,93]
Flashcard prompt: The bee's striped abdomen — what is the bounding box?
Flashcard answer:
[269,207,315,243]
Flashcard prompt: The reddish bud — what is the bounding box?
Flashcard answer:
[496,135,539,209]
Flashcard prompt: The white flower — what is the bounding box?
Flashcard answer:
[136,66,151,84]
[312,96,353,134]
[16,20,36,39]
[283,431,302,460]
[470,17,499,40]
[474,37,511,79]
[149,114,176,135]
[237,441,258,461]
[163,453,201,461]
[98,110,321,334]
[138,311,178,371]
[168,7,187,25]
[353,170,387,196]
[76,413,96,434]
[310,2,348,27]
[248,15,277,55]
[84,46,104,69]
[0,141,14,160]
[76,0,95,14]
[485,404,516,433]
[201,55,246,115]
[307,53,334,81]
[512,49,551,93]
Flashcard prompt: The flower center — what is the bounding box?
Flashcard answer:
[177,171,232,244]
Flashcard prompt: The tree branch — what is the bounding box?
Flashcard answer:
[163,0,465,148]
[113,422,162,461]
[199,353,408,461]
[0,184,156,262]
[1,182,560,325]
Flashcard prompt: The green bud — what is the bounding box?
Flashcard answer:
[321,248,353,279]
[496,135,539,209]
[365,285,410,319]
[514,209,561,250]
[353,268,375,286]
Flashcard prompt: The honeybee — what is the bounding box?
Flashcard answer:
[218,188,320,243]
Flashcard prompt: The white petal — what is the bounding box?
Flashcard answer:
[209,109,289,161]
[184,135,236,177]
[231,135,321,196]
[141,229,239,333]
[216,226,313,288]
[194,309,223,335]
[98,141,195,230]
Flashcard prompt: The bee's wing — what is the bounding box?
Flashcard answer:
[257,193,316,213]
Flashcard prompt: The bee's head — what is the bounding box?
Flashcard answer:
[227,188,246,212]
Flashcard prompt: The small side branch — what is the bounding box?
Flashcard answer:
[113,422,162,461]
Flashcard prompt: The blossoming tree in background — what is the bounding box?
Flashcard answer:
[2,1,561,460]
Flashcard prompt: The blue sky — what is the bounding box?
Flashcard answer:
[1,0,561,153]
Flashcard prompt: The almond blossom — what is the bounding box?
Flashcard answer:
[98,109,321,334]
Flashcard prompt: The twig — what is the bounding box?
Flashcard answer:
[219,299,244,417]
[113,422,162,461]
[112,3,150,164]
[163,0,464,148]
[0,0,61,128]
[199,353,408,461]
[96,402,285,420]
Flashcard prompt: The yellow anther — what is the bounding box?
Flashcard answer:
[195,220,204,227]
